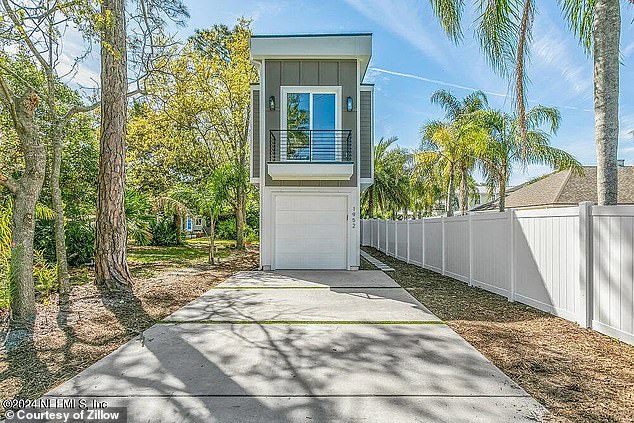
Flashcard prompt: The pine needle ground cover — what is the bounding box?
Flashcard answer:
[363,247,634,423]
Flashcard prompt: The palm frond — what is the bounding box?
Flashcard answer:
[476,0,521,77]
[428,0,465,43]
[559,0,594,54]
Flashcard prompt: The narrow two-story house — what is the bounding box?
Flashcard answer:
[249,33,374,270]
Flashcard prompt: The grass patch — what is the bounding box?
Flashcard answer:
[128,239,233,267]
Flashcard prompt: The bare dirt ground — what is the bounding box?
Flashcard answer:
[363,247,634,423]
[0,249,258,409]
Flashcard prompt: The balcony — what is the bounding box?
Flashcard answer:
[268,130,354,181]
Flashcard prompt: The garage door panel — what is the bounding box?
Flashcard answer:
[276,196,346,211]
[274,194,347,270]
[276,211,346,226]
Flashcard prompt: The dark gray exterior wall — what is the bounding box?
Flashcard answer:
[359,89,372,179]
[251,89,260,179]
[263,59,358,187]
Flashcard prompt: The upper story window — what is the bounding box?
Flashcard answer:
[281,86,341,161]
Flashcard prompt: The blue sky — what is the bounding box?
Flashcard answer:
[67,0,634,185]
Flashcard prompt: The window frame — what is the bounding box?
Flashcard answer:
[280,86,342,162]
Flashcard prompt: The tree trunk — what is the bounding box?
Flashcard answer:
[50,125,70,299]
[459,166,469,215]
[446,164,455,217]
[593,0,620,205]
[174,213,182,244]
[367,187,374,218]
[234,184,246,250]
[515,0,532,148]
[95,0,133,290]
[10,92,47,325]
[498,175,507,212]
[208,217,215,265]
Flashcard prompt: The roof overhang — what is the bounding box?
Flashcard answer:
[250,33,372,80]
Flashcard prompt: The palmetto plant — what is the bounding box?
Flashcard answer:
[472,106,581,211]
[0,200,56,309]
[362,137,410,219]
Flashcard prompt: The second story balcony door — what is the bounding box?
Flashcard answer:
[281,86,341,162]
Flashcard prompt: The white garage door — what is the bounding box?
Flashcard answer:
[274,194,347,269]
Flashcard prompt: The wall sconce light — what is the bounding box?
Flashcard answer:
[346,96,353,112]
[269,96,275,111]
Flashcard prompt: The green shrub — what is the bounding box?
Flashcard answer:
[150,217,180,246]
[216,217,236,240]
[65,220,95,266]
[35,219,95,267]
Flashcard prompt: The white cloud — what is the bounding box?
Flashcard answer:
[344,0,450,66]
[369,67,593,114]
[620,114,634,141]
[370,67,509,98]
[624,41,634,58]
[531,16,592,99]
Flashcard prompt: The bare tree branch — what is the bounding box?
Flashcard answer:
[0,170,18,193]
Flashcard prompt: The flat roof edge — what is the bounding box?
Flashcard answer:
[251,33,372,39]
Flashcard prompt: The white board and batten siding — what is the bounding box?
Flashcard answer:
[361,203,634,346]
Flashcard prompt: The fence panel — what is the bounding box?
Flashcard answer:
[396,221,408,261]
[408,220,424,266]
[444,216,470,283]
[361,220,369,246]
[387,220,396,256]
[591,206,634,344]
[514,208,579,321]
[360,205,634,346]
[471,212,511,296]
[424,217,443,272]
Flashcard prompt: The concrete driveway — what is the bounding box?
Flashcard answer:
[44,270,545,422]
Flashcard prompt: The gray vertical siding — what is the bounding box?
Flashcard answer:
[251,89,260,179]
[264,59,358,187]
[360,90,372,179]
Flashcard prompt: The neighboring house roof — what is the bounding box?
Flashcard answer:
[471,166,634,211]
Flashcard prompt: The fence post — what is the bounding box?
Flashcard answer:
[385,219,388,253]
[441,216,446,276]
[508,209,516,302]
[578,201,593,328]
[393,220,398,258]
[406,219,410,263]
[468,213,473,286]
[422,217,426,269]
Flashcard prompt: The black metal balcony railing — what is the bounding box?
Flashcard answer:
[269,129,352,163]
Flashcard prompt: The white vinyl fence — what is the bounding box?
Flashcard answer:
[361,202,634,346]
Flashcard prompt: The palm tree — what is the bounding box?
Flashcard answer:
[429,90,488,213]
[429,0,533,143]
[560,0,622,205]
[430,0,629,205]
[418,122,462,216]
[473,106,581,211]
[362,137,410,219]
